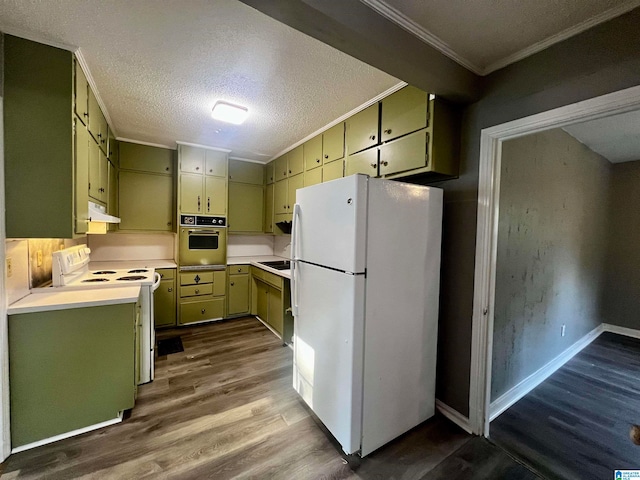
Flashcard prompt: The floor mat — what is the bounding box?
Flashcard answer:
[157,336,184,356]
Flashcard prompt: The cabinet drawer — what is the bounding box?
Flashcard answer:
[256,269,282,289]
[180,284,213,297]
[229,265,249,275]
[157,268,175,280]
[180,271,214,286]
[179,298,224,325]
[379,128,428,177]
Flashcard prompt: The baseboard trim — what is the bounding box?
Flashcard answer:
[435,400,473,434]
[489,323,604,422]
[602,323,640,339]
[11,413,123,454]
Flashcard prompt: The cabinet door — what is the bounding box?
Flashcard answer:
[380,85,428,143]
[88,139,101,202]
[108,161,118,230]
[107,129,118,166]
[264,183,274,234]
[179,174,203,214]
[205,149,227,177]
[74,121,90,234]
[268,286,283,335]
[256,280,269,322]
[275,154,288,182]
[119,142,173,175]
[154,278,176,327]
[204,176,227,215]
[303,135,323,171]
[213,270,226,297]
[304,167,322,187]
[323,122,345,163]
[180,145,205,174]
[266,162,275,185]
[229,183,263,233]
[322,159,343,183]
[287,173,304,211]
[274,179,288,215]
[99,149,109,203]
[346,148,378,177]
[379,128,428,177]
[228,274,249,315]
[74,62,88,125]
[87,88,101,142]
[228,159,264,185]
[98,111,109,154]
[179,298,224,325]
[346,103,379,155]
[119,171,174,230]
[288,145,304,176]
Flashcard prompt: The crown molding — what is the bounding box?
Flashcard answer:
[175,141,232,153]
[116,137,175,150]
[268,80,407,162]
[228,156,265,164]
[359,0,483,75]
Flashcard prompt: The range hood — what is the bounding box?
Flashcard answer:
[88,201,121,234]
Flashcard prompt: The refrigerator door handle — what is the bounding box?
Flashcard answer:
[291,203,301,316]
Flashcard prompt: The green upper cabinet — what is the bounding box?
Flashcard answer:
[228,159,264,185]
[4,35,79,238]
[205,149,228,177]
[274,179,288,215]
[107,160,118,231]
[266,162,275,184]
[107,129,118,166]
[288,145,304,176]
[303,135,323,171]
[180,174,204,214]
[379,128,428,177]
[264,183,274,233]
[346,148,378,177]
[322,123,345,163]
[304,167,322,187]
[346,103,379,156]
[205,176,227,215]
[380,85,428,143]
[119,171,173,231]
[120,142,174,175]
[89,141,109,204]
[179,145,205,174]
[274,154,288,182]
[228,183,263,233]
[287,173,304,211]
[88,88,108,153]
[322,159,344,183]
[74,60,89,126]
[74,119,90,235]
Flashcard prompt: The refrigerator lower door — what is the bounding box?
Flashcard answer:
[293,261,365,455]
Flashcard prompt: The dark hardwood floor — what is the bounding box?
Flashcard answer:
[1,317,538,479]
[491,332,640,480]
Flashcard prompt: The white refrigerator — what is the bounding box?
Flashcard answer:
[290,174,443,457]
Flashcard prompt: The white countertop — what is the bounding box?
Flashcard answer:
[90,260,178,270]
[227,255,291,279]
[8,286,142,315]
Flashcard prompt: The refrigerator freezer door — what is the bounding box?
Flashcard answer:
[292,175,368,274]
[293,261,365,454]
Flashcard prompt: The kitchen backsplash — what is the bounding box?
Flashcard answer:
[28,238,66,288]
[274,236,291,258]
[227,235,274,257]
[87,233,175,261]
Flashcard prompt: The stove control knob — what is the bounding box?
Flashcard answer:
[218,219,223,224]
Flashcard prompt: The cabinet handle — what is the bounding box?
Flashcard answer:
[382,161,388,166]
[384,129,392,135]
[160,273,164,278]
[324,154,328,159]
[230,282,235,286]
[229,175,233,179]
[196,166,200,171]
[369,135,375,140]
[168,287,172,292]
[201,309,206,314]
[370,163,377,168]
[83,112,88,118]
[288,170,291,174]
[197,196,201,211]
[167,221,172,227]
[316,159,320,163]
[207,197,210,211]
[209,169,213,173]
[165,167,169,171]
[195,289,200,294]
[237,268,241,272]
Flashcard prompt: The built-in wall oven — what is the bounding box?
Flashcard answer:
[179,214,227,268]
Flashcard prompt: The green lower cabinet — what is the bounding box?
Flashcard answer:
[228,182,264,233]
[268,286,283,334]
[9,303,136,448]
[119,171,174,231]
[154,275,176,328]
[228,266,250,316]
[256,279,269,324]
[178,270,226,325]
[250,267,294,343]
[180,298,225,325]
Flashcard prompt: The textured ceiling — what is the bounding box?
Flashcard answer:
[0,0,399,161]
[563,110,640,164]
[363,0,640,74]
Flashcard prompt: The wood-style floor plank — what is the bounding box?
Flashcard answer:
[0,317,536,479]
[491,332,640,480]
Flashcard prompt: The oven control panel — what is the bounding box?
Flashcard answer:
[180,215,226,227]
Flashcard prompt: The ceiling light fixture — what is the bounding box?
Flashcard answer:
[211,101,249,125]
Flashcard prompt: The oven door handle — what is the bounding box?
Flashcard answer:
[152,272,162,292]
[187,230,220,235]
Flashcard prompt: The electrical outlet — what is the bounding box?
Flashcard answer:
[561,324,566,337]
[6,257,12,277]
[37,250,43,267]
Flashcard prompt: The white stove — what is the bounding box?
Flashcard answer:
[52,245,161,384]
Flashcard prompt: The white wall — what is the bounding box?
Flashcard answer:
[227,235,274,257]
[273,236,291,258]
[87,233,175,262]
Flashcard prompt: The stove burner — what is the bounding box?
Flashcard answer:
[93,271,116,275]
[128,269,148,273]
[82,278,110,283]
[117,275,146,281]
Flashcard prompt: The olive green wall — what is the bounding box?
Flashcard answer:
[183,4,640,416]
[601,160,640,330]
[491,129,611,400]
